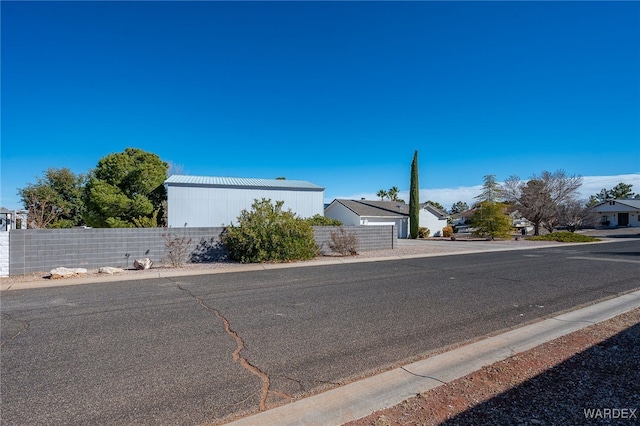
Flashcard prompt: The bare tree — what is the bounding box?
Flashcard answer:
[26,194,63,229]
[503,170,582,235]
[558,200,598,232]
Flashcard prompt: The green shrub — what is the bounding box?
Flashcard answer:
[471,201,513,239]
[222,199,319,263]
[442,225,454,238]
[306,214,342,226]
[527,232,599,243]
[418,227,430,238]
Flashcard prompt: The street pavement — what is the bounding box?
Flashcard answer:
[1,238,639,425]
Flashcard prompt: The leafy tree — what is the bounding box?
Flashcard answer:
[18,168,85,228]
[475,174,503,203]
[450,201,469,215]
[376,189,388,201]
[83,148,168,228]
[409,150,419,239]
[425,200,446,213]
[587,182,636,206]
[306,214,342,226]
[503,170,583,236]
[222,198,318,263]
[607,182,635,199]
[471,202,513,239]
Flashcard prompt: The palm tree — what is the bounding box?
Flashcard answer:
[388,186,400,201]
[376,189,388,201]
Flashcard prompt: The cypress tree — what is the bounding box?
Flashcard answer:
[409,150,419,239]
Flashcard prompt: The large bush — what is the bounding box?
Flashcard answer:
[306,214,342,226]
[222,199,319,263]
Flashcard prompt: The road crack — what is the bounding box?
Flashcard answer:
[176,284,291,410]
[0,313,31,348]
[401,367,448,384]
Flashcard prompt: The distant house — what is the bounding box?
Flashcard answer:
[593,199,640,227]
[418,202,449,236]
[451,209,476,226]
[0,208,27,231]
[165,175,325,227]
[452,205,534,234]
[324,199,449,238]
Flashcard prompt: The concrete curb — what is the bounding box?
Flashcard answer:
[225,290,640,426]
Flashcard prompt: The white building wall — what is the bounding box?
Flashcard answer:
[595,202,640,227]
[418,209,448,237]
[168,186,324,227]
[0,232,9,277]
[324,204,361,226]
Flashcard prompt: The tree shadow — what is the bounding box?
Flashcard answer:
[442,323,640,425]
[189,237,228,263]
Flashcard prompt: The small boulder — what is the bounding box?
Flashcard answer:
[133,258,153,270]
[49,267,87,279]
[98,267,124,275]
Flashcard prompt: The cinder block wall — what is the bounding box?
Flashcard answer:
[8,228,226,276]
[7,225,396,276]
[313,225,396,254]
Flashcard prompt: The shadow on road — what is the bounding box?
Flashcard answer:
[442,323,640,425]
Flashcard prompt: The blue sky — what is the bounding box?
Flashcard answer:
[2,1,639,211]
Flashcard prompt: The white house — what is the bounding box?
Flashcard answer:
[324,199,449,238]
[325,199,408,238]
[593,199,640,227]
[165,175,325,227]
[418,203,449,237]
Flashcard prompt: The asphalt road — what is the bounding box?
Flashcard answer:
[2,240,639,425]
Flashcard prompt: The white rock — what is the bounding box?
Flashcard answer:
[98,267,124,275]
[133,258,153,270]
[49,267,86,279]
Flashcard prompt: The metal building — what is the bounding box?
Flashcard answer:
[165,175,325,227]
